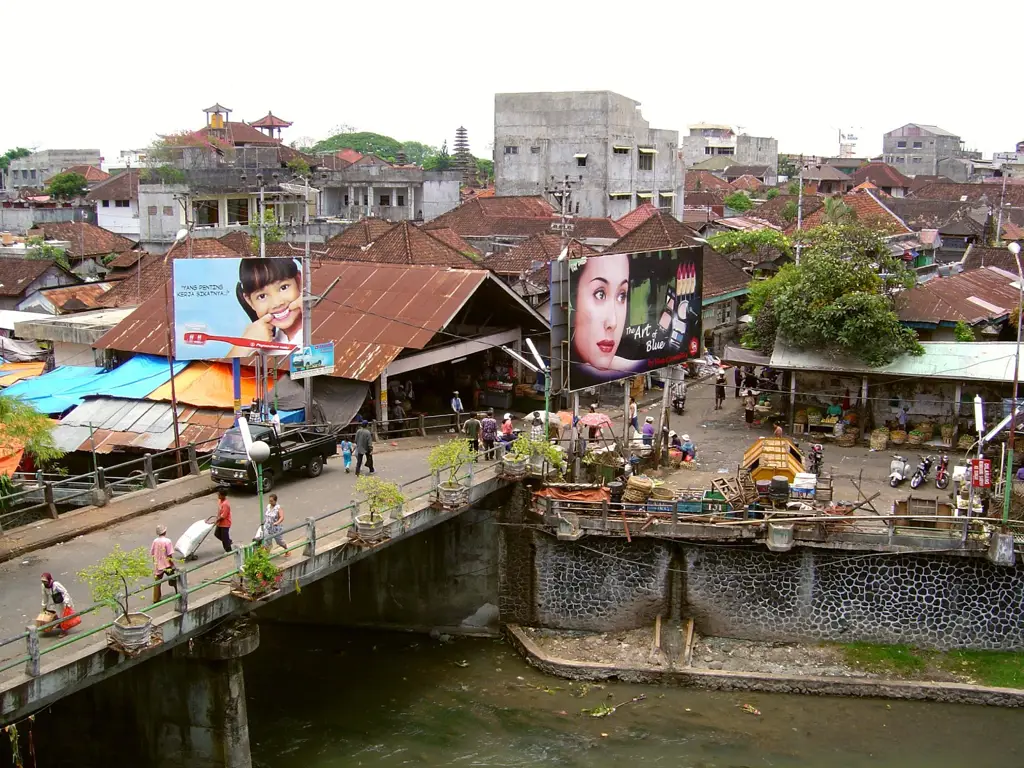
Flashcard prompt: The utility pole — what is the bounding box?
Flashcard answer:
[302,175,313,418]
[996,167,1009,247]
[545,175,577,251]
[795,163,805,265]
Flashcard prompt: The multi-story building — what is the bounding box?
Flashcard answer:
[882,124,975,180]
[6,149,103,192]
[493,91,683,219]
[680,124,778,172]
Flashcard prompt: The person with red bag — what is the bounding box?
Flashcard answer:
[40,572,81,635]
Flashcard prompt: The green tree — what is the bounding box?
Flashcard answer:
[399,141,438,166]
[476,157,494,181]
[423,140,452,171]
[954,320,976,342]
[743,223,922,365]
[0,392,64,465]
[787,181,801,195]
[765,188,779,200]
[311,131,403,159]
[778,156,798,179]
[822,196,856,225]
[286,156,311,177]
[78,545,151,623]
[0,147,30,173]
[25,236,71,271]
[46,172,88,200]
[249,210,284,253]
[723,191,753,212]
[709,229,793,266]
[780,200,799,222]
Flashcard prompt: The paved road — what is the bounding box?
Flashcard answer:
[0,446,440,672]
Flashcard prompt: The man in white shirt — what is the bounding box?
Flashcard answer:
[451,390,464,432]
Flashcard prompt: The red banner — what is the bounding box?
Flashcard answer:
[970,458,992,488]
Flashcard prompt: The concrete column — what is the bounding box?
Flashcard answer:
[347,185,354,218]
[408,185,415,220]
[367,185,374,218]
[378,371,389,432]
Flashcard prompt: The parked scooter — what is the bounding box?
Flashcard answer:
[671,381,686,414]
[807,443,824,476]
[934,453,950,490]
[909,455,934,489]
[889,454,911,487]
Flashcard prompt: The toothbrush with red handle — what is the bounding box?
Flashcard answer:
[182,331,297,353]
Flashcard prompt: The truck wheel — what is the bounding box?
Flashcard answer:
[261,471,274,493]
[307,455,324,478]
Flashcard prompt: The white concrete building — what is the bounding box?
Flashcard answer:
[494,91,683,219]
[86,170,140,239]
[7,149,102,192]
[680,124,778,171]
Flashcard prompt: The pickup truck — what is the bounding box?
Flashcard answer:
[210,424,338,492]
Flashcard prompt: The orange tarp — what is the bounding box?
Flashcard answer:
[147,362,257,409]
[533,487,611,502]
[0,362,46,388]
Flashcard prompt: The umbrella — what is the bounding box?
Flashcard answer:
[579,412,613,429]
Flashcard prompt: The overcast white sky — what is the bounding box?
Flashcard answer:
[5,0,1020,165]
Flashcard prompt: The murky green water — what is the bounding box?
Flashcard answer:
[246,625,1024,767]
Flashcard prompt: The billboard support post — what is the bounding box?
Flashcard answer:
[655,371,672,468]
[571,392,581,480]
[623,381,630,447]
[302,175,313,419]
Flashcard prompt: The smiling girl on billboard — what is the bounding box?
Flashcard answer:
[228,258,303,357]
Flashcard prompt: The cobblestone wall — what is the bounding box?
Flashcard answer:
[685,547,1024,650]
[532,537,672,631]
[498,485,536,625]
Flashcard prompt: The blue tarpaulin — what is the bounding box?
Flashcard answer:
[5,355,187,416]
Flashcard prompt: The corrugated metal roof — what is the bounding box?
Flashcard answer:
[770,338,1024,383]
[94,264,498,382]
[899,267,1021,326]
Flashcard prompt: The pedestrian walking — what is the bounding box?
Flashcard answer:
[339,437,354,473]
[150,524,177,602]
[743,390,756,429]
[212,489,233,552]
[262,493,290,556]
[354,419,375,475]
[463,412,482,457]
[531,415,545,442]
[773,423,784,438]
[450,390,464,432]
[269,406,281,433]
[481,409,498,460]
[39,572,80,635]
[642,415,655,446]
[734,366,741,398]
[714,370,726,410]
[629,397,639,433]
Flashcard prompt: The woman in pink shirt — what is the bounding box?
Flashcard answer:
[150,524,177,602]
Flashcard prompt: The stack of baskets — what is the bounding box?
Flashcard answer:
[667,448,683,468]
[958,433,975,450]
[623,475,654,503]
[650,485,675,502]
[907,430,924,446]
[836,430,857,447]
[890,429,907,445]
[917,421,934,441]
[870,428,889,451]
[940,424,955,444]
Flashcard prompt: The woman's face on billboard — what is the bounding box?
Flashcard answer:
[574,253,629,370]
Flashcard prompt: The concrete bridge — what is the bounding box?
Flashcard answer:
[0,458,509,766]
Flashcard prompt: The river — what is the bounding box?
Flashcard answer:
[245,624,1024,767]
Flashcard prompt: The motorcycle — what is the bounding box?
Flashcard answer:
[757,367,780,392]
[909,455,934,489]
[889,454,911,487]
[934,453,950,490]
[672,382,686,414]
[807,443,824,476]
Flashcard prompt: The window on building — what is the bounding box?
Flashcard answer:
[21,170,28,179]
[704,147,713,155]
[102,200,110,207]
[912,157,922,164]
[29,170,36,179]
[575,202,580,213]
[638,153,654,171]
[343,194,349,206]
[163,206,174,217]
[147,205,158,215]
[576,155,587,168]
[397,194,405,206]
[613,146,630,155]
[226,197,248,225]
[913,141,923,149]
[530,146,541,154]
[379,194,391,207]
[715,147,735,155]
[897,140,907,148]
[503,145,518,155]
[894,156,905,163]
[115,199,130,208]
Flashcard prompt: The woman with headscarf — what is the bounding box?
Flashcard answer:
[642,416,655,446]
[40,572,80,635]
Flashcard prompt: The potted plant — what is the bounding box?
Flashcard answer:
[78,545,154,652]
[501,434,532,479]
[526,437,563,478]
[238,546,281,600]
[355,475,405,542]
[428,439,473,508]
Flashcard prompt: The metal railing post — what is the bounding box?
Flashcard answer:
[188,442,200,475]
[143,454,158,489]
[25,626,39,677]
[43,482,58,519]
[418,413,426,437]
[176,568,189,614]
[303,517,316,558]
[602,499,609,530]
[234,545,246,575]
[94,466,110,507]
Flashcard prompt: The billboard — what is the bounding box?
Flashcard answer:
[172,258,303,361]
[290,342,335,380]
[567,247,702,390]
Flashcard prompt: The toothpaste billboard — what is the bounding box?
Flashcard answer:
[171,257,303,360]
[567,246,702,391]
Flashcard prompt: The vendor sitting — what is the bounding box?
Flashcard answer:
[1016,466,1024,482]
[826,400,843,419]
[668,430,682,450]
[680,433,696,462]
[642,416,655,446]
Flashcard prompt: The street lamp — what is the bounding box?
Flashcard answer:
[1003,242,1024,523]
[503,343,550,438]
[250,439,271,524]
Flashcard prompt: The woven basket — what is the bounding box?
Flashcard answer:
[916,422,934,441]
[623,475,654,503]
[836,433,856,447]
[907,432,924,446]
[940,424,955,443]
[677,460,696,470]
[651,486,675,500]
[870,429,889,451]
[890,430,907,445]
[958,433,975,450]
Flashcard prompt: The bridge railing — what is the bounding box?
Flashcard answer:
[0,457,500,681]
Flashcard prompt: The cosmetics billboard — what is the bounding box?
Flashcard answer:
[172,257,304,360]
[567,246,702,390]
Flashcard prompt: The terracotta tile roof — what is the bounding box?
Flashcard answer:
[349,154,393,168]
[26,222,135,259]
[0,259,67,297]
[571,218,626,239]
[962,245,1020,272]
[335,149,363,164]
[606,210,701,254]
[105,249,148,269]
[326,218,396,249]
[898,267,1021,325]
[702,245,752,300]
[422,226,482,258]
[685,171,732,192]
[36,282,113,312]
[484,234,595,276]
[615,202,660,232]
[908,175,954,193]
[425,196,556,237]
[785,189,911,235]
[911,181,1024,207]
[359,222,483,268]
[85,169,139,202]
[190,121,281,148]
[684,190,729,207]
[1003,221,1024,241]
[729,175,763,192]
[50,165,109,184]
[801,164,851,182]
[314,154,352,171]
[723,165,772,180]
[748,195,823,229]
[250,112,292,128]
[886,199,987,235]
[851,162,911,190]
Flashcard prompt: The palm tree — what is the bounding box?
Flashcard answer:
[822,196,856,225]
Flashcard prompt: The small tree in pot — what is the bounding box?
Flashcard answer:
[355,475,405,541]
[78,545,154,651]
[428,439,473,507]
[239,546,282,599]
[502,434,534,478]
